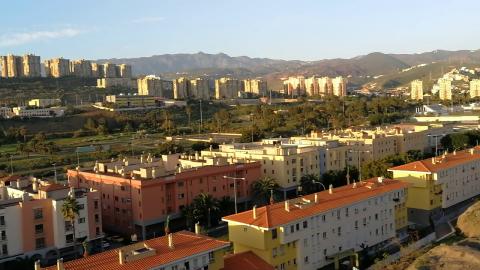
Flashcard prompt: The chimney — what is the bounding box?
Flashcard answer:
[119,249,125,265]
[470,148,475,155]
[195,151,199,160]
[377,177,383,183]
[253,205,257,219]
[168,233,174,249]
[56,258,65,270]
[284,200,290,212]
[34,260,41,270]
[32,179,38,192]
[195,223,201,235]
[314,193,318,203]
[329,184,333,194]
[431,157,436,164]
[453,149,457,155]
[353,181,357,188]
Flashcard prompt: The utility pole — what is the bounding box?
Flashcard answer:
[199,100,203,134]
[53,163,57,183]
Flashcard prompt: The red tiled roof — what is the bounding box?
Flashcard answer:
[38,183,69,192]
[222,178,409,229]
[222,251,274,270]
[389,147,480,173]
[43,231,230,270]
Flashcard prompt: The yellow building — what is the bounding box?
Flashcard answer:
[201,138,320,195]
[410,80,423,100]
[190,78,210,99]
[44,58,71,77]
[105,95,156,107]
[223,178,409,270]
[28,99,61,107]
[103,63,117,78]
[243,79,267,96]
[438,78,452,100]
[470,79,480,98]
[215,77,241,99]
[22,54,41,77]
[118,64,132,78]
[283,76,306,97]
[41,231,230,270]
[389,147,480,227]
[318,77,332,96]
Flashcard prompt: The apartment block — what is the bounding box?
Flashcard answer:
[105,95,156,108]
[70,59,92,77]
[0,176,102,265]
[283,76,306,97]
[223,178,409,270]
[410,80,423,100]
[42,230,230,270]
[44,58,71,78]
[173,77,189,99]
[190,78,210,99]
[389,147,480,227]
[470,79,480,98]
[67,153,261,238]
[91,63,100,78]
[1,54,41,78]
[22,54,41,77]
[331,76,347,97]
[438,78,452,100]
[215,77,242,99]
[318,77,333,96]
[11,107,64,118]
[118,64,132,78]
[138,75,173,98]
[96,78,137,89]
[243,79,267,96]
[28,99,61,108]
[201,138,321,195]
[102,63,117,78]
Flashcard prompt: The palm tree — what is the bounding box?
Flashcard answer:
[192,193,219,228]
[252,176,278,206]
[299,174,321,195]
[181,205,195,231]
[61,196,80,258]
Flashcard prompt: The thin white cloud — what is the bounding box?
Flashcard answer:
[0,28,82,47]
[132,16,165,24]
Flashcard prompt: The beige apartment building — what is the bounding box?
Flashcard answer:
[91,63,101,77]
[102,63,117,78]
[438,78,452,100]
[318,77,333,96]
[70,59,92,77]
[96,78,137,89]
[410,80,424,100]
[283,76,306,96]
[470,79,480,98]
[243,79,267,96]
[118,64,132,78]
[44,58,71,77]
[201,138,321,195]
[28,99,61,108]
[332,76,347,97]
[173,77,189,99]
[190,78,210,99]
[304,76,319,96]
[0,54,41,78]
[215,77,242,99]
[138,75,173,98]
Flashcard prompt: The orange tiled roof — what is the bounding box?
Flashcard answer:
[222,251,274,270]
[222,178,409,229]
[389,147,480,173]
[38,183,69,192]
[43,231,230,270]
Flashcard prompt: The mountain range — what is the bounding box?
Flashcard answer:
[98,49,480,89]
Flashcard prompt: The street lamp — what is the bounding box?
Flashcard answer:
[348,149,371,182]
[312,180,326,191]
[223,175,246,213]
[427,134,446,156]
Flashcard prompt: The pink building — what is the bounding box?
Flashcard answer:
[67,154,261,239]
[0,176,102,266]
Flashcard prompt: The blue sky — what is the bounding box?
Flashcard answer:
[0,0,478,60]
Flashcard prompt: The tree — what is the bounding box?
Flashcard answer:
[441,133,469,151]
[252,176,278,206]
[84,118,97,131]
[299,174,321,195]
[191,193,220,228]
[181,205,195,231]
[213,109,231,132]
[361,160,391,180]
[61,196,80,258]
[218,196,235,217]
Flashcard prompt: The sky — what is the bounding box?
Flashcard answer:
[1,0,479,61]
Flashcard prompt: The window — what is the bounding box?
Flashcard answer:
[35,224,43,234]
[304,256,309,263]
[35,238,45,249]
[1,244,7,255]
[337,226,341,236]
[178,193,185,199]
[322,232,327,239]
[78,218,86,224]
[94,200,99,209]
[272,229,277,239]
[0,231,5,241]
[33,208,43,220]
[0,216,4,226]
[95,214,100,223]
[290,225,294,233]
[66,234,74,243]
[322,215,326,222]
[296,223,300,231]
[177,182,184,187]
[120,186,125,191]
[303,221,308,228]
